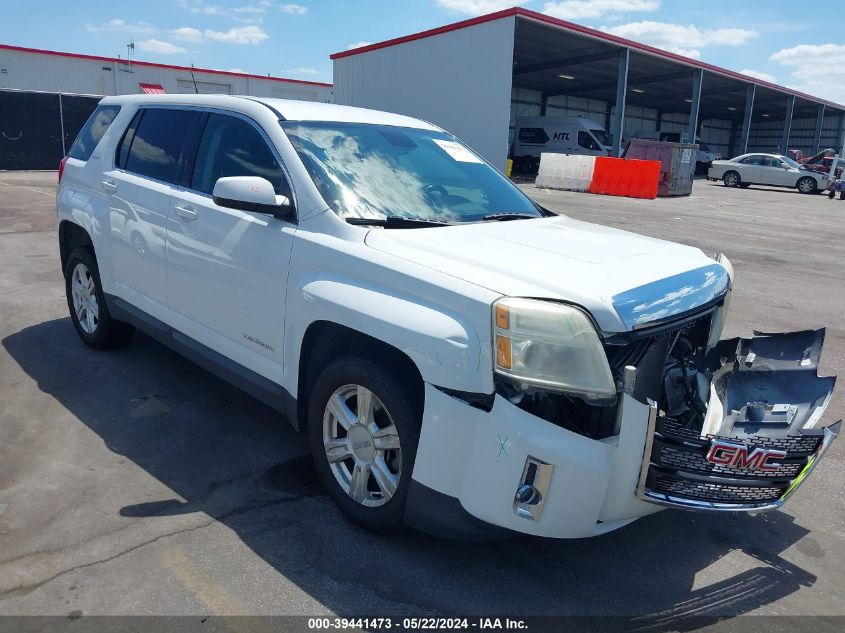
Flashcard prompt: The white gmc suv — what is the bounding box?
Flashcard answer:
[57,94,839,539]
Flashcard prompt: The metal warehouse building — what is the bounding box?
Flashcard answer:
[0,43,333,101]
[332,7,845,171]
[0,43,333,169]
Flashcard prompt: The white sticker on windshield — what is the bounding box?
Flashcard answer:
[433,139,484,163]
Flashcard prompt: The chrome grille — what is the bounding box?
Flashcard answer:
[649,474,784,504]
[653,440,803,480]
[639,415,829,510]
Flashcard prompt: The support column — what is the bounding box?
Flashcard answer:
[780,94,795,154]
[688,69,703,142]
[611,48,629,157]
[739,85,755,155]
[727,119,738,158]
[837,112,845,154]
[656,109,663,133]
[812,104,825,154]
[540,93,548,117]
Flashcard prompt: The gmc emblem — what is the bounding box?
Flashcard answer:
[705,440,787,471]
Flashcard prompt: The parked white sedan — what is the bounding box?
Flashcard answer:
[708,153,828,194]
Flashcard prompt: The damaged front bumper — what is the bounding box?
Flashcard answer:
[638,329,840,512]
[408,330,838,540]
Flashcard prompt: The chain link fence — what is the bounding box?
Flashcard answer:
[0,89,102,170]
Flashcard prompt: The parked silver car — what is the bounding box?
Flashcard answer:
[708,153,828,194]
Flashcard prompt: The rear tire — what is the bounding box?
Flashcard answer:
[307,356,421,533]
[797,177,817,194]
[65,247,135,349]
[723,171,741,188]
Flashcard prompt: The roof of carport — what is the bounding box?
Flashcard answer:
[333,7,844,117]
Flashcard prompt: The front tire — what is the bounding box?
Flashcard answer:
[797,176,817,194]
[308,357,420,532]
[65,247,135,349]
[723,171,741,187]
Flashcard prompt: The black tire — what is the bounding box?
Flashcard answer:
[308,356,421,532]
[64,247,135,349]
[796,176,817,194]
[723,171,741,188]
[739,183,751,189]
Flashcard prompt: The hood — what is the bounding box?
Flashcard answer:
[365,215,725,333]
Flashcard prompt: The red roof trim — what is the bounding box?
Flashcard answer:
[331,6,843,110]
[330,7,517,60]
[0,43,333,88]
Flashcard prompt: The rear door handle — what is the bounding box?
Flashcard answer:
[175,205,198,221]
[101,180,118,193]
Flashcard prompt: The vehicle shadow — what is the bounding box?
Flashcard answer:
[2,318,818,627]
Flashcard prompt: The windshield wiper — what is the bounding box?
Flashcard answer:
[480,212,539,221]
[346,215,452,229]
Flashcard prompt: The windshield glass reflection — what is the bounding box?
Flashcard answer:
[281,122,541,222]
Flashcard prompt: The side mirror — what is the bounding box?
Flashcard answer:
[212,176,293,219]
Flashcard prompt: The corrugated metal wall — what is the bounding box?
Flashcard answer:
[333,17,517,170]
[0,47,332,102]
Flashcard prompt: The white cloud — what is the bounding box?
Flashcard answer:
[136,39,187,54]
[235,4,268,14]
[770,43,845,103]
[599,21,757,59]
[436,0,528,15]
[171,27,205,43]
[739,68,777,83]
[281,3,308,14]
[85,18,155,34]
[203,25,269,44]
[346,41,372,50]
[543,0,660,20]
[284,66,320,75]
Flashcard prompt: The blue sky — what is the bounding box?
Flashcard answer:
[1,1,843,103]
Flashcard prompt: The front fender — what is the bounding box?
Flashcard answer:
[288,277,486,395]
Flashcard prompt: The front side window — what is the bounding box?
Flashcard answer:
[68,104,121,161]
[191,114,290,197]
[124,108,200,184]
[578,131,600,151]
[590,129,610,147]
[282,122,542,222]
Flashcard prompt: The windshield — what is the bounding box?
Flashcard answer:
[281,122,542,222]
[782,156,802,169]
[590,129,610,147]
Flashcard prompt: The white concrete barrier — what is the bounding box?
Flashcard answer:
[534,153,596,192]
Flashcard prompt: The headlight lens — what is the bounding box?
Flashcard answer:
[707,253,734,351]
[493,298,616,400]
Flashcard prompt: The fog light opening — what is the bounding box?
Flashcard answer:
[513,456,553,521]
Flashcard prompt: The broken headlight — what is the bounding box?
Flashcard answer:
[492,298,616,401]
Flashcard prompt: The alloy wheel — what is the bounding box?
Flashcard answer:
[71,262,99,334]
[322,384,402,507]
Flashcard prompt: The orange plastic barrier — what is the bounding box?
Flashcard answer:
[588,157,660,199]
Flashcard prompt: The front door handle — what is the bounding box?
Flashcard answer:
[175,205,198,221]
[101,180,118,193]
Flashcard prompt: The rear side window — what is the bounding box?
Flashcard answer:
[67,105,121,161]
[518,128,549,144]
[123,108,200,184]
[191,113,290,197]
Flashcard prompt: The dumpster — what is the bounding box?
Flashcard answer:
[624,139,697,196]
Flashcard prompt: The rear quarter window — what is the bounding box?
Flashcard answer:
[67,105,121,161]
